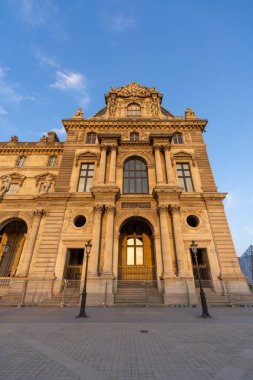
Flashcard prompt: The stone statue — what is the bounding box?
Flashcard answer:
[10,136,18,143]
[151,98,159,117]
[41,175,54,194]
[0,176,11,198]
[108,97,117,116]
[40,135,48,142]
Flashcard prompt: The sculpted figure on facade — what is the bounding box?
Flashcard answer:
[185,107,198,119]
[0,176,11,198]
[10,136,18,143]
[108,97,117,116]
[151,97,160,117]
[40,175,54,194]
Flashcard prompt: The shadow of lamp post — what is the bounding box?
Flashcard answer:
[77,240,92,318]
[190,240,211,318]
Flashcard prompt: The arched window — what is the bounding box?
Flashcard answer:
[123,157,148,194]
[127,103,141,117]
[173,134,183,144]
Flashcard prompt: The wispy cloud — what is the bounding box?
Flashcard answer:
[109,13,136,32]
[19,0,60,28]
[0,66,23,104]
[50,71,86,91]
[0,105,8,115]
[35,51,59,68]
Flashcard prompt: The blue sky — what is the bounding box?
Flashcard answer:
[0,0,252,255]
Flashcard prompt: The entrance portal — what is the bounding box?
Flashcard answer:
[65,248,84,280]
[0,218,27,277]
[190,248,211,287]
[118,218,156,284]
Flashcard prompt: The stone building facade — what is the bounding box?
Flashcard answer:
[0,82,250,305]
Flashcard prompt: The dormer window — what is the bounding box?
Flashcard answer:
[130,132,139,142]
[16,156,26,167]
[86,133,96,144]
[127,103,141,117]
[173,134,183,144]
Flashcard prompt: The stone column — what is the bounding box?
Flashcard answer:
[16,209,46,277]
[153,145,164,185]
[170,205,188,277]
[103,205,116,275]
[88,205,103,275]
[164,145,176,184]
[157,205,175,278]
[98,145,107,184]
[108,145,117,184]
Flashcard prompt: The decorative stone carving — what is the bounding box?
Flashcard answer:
[71,108,84,119]
[156,205,168,215]
[184,132,192,144]
[40,175,55,194]
[185,108,198,119]
[40,135,48,142]
[105,205,117,215]
[0,175,11,198]
[108,96,117,116]
[93,204,104,214]
[34,209,46,217]
[151,97,160,117]
[108,82,156,97]
[170,204,181,214]
[10,136,18,143]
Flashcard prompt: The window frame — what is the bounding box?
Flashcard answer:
[86,133,96,144]
[173,134,183,144]
[176,162,194,192]
[77,162,95,192]
[123,157,148,194]
[6,183,19,195]
[126,233,144,266]
[130,132,140,142]
[127,103,141,117]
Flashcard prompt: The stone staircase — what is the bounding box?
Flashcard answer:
[197,288,230,306]
[41,288,81,307]
[114,287,163,306]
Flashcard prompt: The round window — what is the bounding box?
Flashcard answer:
[186,215,200,228]
[73,215,86,228]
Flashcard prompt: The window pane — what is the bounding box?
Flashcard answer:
[185,177,193,192]
[85,177,93,191]
[127,238,134,245]
[127,247,134,265]
[129,160,135,170]
[129,179,135,193]
[136,247,144,265]
[179,177,186,190]
[142,179,148,193]
[135,238,143,246]
[136,178,142,193]
[77,178,85,192]
[136,160,141,170]
[124,178,129,193]
[81,164,88,169]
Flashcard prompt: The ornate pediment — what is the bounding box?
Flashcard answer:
[75,151,99,166]
[106,82,162,99]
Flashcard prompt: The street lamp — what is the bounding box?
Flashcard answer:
[77,240,92,318]
[190,240,211,318]
[0,243,10,268]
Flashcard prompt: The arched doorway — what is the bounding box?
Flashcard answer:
[118,218,156,285]
[0,218,27,277]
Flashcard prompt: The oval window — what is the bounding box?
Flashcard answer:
[73,215,86,228]
[186,215,200,228]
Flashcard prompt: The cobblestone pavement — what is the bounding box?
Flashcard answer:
[0,306,253,380]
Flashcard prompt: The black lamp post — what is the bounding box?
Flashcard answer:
[0,243,10,268]
[77,240,92,318]
[190,240,211,318]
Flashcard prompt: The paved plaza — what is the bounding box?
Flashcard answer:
[0,306,253,380]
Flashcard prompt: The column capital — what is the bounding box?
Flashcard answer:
[153,144,163,152]
[156,204,168,215]
[170,204,181,214]
[163,144,171,151]
[93,204,104,214]
[108,144,118,151]
[105,205,117,215]
[100,144,108,151]
[33,209,46,217]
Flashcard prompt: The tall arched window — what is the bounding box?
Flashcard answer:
[123,157,148,193]
[127,103,141,117]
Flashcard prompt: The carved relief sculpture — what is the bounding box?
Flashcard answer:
[0,176,11,198]
[40,175,55,194]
